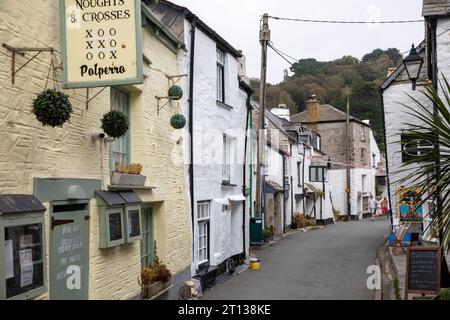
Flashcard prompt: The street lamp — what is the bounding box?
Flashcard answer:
[403,44,424,91]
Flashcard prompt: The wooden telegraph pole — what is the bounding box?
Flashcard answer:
[345,87,351,221]
[255,14,270,218]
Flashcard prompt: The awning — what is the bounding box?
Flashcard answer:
[0,195,46,215]
[96,191,142,206]
[265,180,284,194]
[228,195,246,202]
[214,198,230,205]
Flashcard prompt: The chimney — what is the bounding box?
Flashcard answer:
[306,94,320,121]
[387,67,396,77]
[237,50,250,85]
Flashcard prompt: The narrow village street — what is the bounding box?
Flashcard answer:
[202,219,389,300]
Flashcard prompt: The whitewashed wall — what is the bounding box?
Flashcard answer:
[180,20,249,272]
[383,82,431,219]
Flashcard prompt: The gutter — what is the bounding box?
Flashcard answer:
[242,96,252,257]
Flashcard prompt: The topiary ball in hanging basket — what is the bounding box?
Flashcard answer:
[168,85,183,100]
[101,110,129,139]
[32,89,73,128]
[170,114,186,129]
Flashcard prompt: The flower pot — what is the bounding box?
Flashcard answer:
[111,172,146,186]
[142,281,171,300]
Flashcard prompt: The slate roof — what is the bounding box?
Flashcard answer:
[423,0,450,17]
[150,0,242,57]
[291,104,371,127]
[0,195,45,215]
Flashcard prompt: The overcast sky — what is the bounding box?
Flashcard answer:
[173,0,425,84]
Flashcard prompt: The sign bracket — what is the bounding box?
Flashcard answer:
[2,43,55,85]
[86,87,108,110]
[155,74,187,115]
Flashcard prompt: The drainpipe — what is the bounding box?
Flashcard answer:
[290,144,294,226]
[282,153,287,234]
[242,96,251,258]
[188,19,197,265]
[302,145,306,215]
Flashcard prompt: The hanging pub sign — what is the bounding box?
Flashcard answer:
[59,0,143,88]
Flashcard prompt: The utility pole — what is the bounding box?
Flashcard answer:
[345,87,351,221]
[255,13,270,218]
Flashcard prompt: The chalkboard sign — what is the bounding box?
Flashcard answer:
[108,212,123,242]
[405,247,441,299]
[127,209,141,239]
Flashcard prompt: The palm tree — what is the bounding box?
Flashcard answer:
[395,76,450,254]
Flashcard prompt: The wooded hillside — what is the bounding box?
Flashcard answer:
[251,48,403,150]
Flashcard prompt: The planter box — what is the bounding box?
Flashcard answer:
[141,281,171,300]
[111,172,146,186]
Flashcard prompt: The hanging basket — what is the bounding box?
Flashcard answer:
[32,89,73,128]
[168,85,183,100]
[170,114,186,129]
[101,110,129,139]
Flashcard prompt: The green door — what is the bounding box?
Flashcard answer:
[141,208,154,268]
[50,202,90,300]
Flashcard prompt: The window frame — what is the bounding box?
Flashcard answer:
[297,161,303,187]
[109,87,131,173]
[0,213,47,300]
[309,166,327,183]
[197,202,210,266]
[216,49,225,103]
[222,134,234,185]
[141,207,154,269]
[360,125,366,142]
[361,147,366,163]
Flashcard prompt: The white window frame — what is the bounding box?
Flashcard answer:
[222,134,233,184]
[360,125,366,142]
[197,202,210,265]
[362,174,367,192]
[216,49,225,103]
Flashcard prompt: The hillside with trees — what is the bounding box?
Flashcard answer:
[251,48,403,150]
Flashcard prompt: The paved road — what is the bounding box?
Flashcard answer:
[202,219,389,300]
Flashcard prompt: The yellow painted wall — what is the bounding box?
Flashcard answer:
[0,1,191,300]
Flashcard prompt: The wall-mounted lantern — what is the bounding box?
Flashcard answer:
[403,44,424,91]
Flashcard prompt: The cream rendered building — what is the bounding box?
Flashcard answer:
[0,1,191,300]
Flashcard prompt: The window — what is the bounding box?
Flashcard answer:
[317,136,321,151]
[361,148,366,162]
[401,132,435,163]
[362,174,367,192]
[363,197,369,212]
[141,208,154,268]
[297,161,302,187]
[309,167,327,182]
[197,202,210,265]
[222,135,233,184]
[360,125,366,141]
[372,153,377,168]
[216,49,225,102]
[110,88,130,172]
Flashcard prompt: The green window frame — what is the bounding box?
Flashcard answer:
[100,208,126,249]
[141,208,154,268]
[125,205,142,243]
[110,88,131,173]
[0,213,47,300]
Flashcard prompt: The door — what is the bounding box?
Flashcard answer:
[50,202,90,300]
[141,208,154,268]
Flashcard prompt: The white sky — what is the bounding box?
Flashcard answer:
[173,0,425,84]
